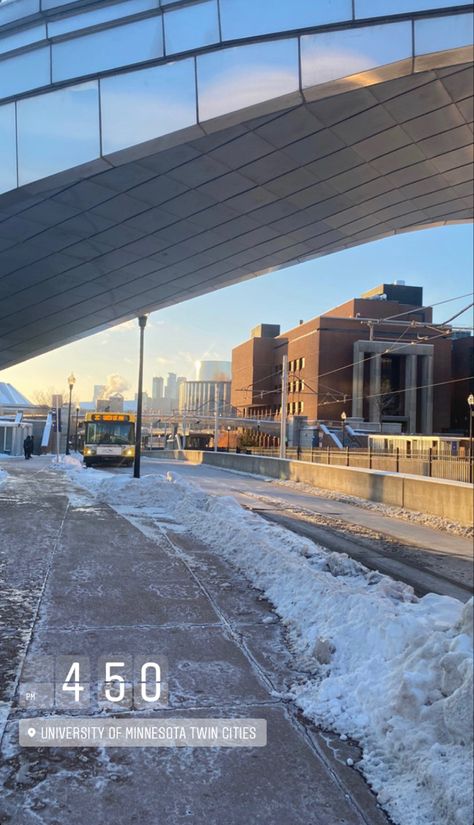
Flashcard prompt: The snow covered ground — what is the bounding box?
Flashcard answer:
[0,468,6,486]
[61,460,473,825]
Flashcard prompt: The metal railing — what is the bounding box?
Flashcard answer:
[240,447,473,483]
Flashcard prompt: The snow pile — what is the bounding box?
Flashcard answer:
[0,468,7,486]
[64,466,473,825]
[50,454,83,469]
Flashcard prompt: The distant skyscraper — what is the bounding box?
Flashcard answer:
[97,394,124,413]
[165,373,177,399]
[93,384,105,403]
[195,361,231,381]
[134,391,150,409]
[179,380,232,416]
[152,376,164,400]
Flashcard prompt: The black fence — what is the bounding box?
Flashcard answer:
[243,447,473,483]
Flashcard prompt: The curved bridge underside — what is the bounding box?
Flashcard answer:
[0,0,473,368]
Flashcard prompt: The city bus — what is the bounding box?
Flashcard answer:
[82,412,136,467]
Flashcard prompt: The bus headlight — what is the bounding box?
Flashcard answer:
[84,448,96,456]
[123,448,134,456]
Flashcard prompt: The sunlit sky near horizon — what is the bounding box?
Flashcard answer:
[1,224,472,403]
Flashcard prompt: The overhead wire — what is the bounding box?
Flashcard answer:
[234,294,472,396]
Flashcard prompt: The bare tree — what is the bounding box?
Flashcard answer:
[376,379,400,420]
[31,387,75,407]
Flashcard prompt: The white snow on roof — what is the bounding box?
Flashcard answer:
[0,382,32,406]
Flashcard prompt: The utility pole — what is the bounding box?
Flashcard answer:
[55,396,60,463]
[280,355,288,460]
[214,382,219,452]
[133,315,148,479]
[468,394,474,483]
[74,406,80,452]
[182,407,187,450]
[65,373,75,455]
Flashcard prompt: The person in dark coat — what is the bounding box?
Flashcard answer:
[23,435,31,459]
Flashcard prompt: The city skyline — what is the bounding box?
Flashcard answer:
[0,224,472,403]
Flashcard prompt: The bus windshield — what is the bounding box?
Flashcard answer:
[85,421,134,446]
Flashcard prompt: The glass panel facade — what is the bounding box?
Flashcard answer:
[415,12,474,54]
[47,0,159,38]
[52,17,163,83]
[164,0,219,55]
[0,0,39,25]
[301,21,412,88]
[101,58,196,154]
[355,0,472,18]
[17,82,100,185]
[0,46,50,100]
[219,0,352,40]
[0,23,46,56]
[0,103,16,194]
[197,39,299,121]
[41,0,103,8]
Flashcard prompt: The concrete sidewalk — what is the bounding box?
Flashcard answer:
[0,461,388,825]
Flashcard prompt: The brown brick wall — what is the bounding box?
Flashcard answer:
[231,299,471,430]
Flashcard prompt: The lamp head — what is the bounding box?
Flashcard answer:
[468,394,474,407]
[68,373,76,388]
[341,411,347,421]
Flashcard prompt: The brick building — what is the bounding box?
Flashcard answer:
[231,284,473,435]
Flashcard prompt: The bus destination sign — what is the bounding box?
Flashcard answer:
[90,414,130,422]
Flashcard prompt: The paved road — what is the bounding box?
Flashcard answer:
[0,459,388,825]
[142,457,473,602]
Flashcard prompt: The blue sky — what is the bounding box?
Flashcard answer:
[1,223,472,403]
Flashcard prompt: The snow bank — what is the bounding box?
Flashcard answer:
[64,465,473,825]
[0,467,7,485]
[50,454,83,469]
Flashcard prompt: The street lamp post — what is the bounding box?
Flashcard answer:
[74,406,80,452]
[468,393,474,483]
[341,410,347,448]
[65,373,76,455]
[214,382,219,452]
[134,315,148,479]
[227,425,231,452]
